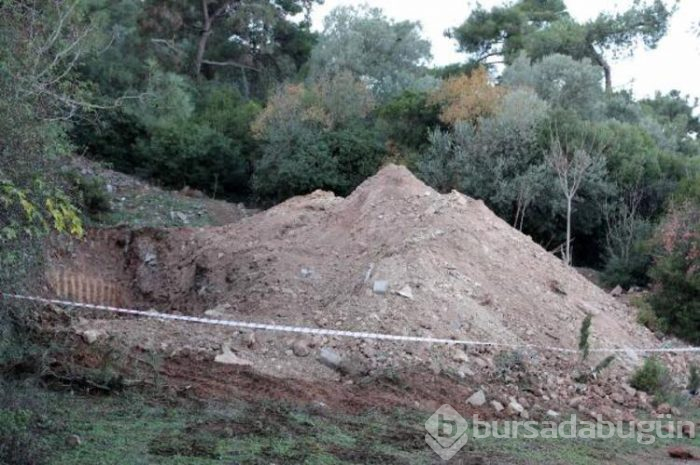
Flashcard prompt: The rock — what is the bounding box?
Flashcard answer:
[66,434,82,447]
[546,410,560,419]
[569,397,584,409]
[81,329,104,345]
[396,285,414,300]
[610,392,625,405]
[610,285,624,297]
[657,403,672,415]
[214,347,252,366]
[467,390,487,407]
[300,268,313,278]
[319,348,343,371]
[622,385,637,397]
[507,398,525,417]
[243,332,257,349]
[671,407,682,417]
[373,280,389,295]
[490,401,504,412]
[292,339,310,357]
[451,348,469,363]
[668,446,695,460]
[204,302,232,317]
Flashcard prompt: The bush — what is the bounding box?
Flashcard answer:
[630,357,672,398]
[648,202,700,343]
[66,173,111,216]
[632,295,668,334]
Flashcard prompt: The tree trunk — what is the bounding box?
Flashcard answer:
[194,1,212,78]
[589,45,612,93]
[565,195,573,265]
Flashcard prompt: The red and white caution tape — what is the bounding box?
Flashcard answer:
[2,292,699,354]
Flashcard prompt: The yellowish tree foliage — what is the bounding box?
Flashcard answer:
[252,72,374,137]
[430,67,505,126]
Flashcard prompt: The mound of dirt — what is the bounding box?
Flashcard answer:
[49,164,666,382]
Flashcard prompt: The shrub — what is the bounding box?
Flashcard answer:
[688,364,700,394]
[630,357,672,398]
[66,173,111,216]
[632,295,668,334]
[648,202,700,343]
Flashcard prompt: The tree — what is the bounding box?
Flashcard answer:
[418,87,550,229]
[309,5,433,101]
[451,0,673,92]
[502,53,604,119]
[251,73,384,200]
[546,126,607,265]
[429,67,505,126]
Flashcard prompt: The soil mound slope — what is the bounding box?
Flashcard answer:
[51,164,658,376]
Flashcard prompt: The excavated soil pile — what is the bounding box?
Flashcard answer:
[48,164,667,383]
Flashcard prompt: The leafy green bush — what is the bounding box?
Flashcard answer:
[631,295,668,334]
[688,364,700,394]
[648,202,700,343]
[630,357,672,398]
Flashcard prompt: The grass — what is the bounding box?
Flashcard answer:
[2,379,700,465]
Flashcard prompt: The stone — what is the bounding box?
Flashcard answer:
[656,403,672,415]
[300,268,313,278]
[490,401,504,412]
[319,348,343,371]
[396,285,414,300]
[546,410,560,419]
[610,285,624,297]
[244,332,257,348]
[292,339,310,357]
[671,407,682,417]
[66,435,82,447]
[214,346,252,366]
[452,348,469,363]
[81,329,104,345]
[622,384,637,397]
[507,398,525,416]
[610,392,625,405]
[467,390,487,407]
[373,280,389,295]
[204,303,232,317]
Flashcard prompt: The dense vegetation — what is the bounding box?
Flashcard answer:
[1,1,699,344]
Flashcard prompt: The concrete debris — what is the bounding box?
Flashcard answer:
[215,346,253,366]
[467,389,487,407]
[396,285,414,300]
[372,280,389,295]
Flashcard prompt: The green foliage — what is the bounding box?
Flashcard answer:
[631,294,668,334]
[648,202,700,344]
[593,355,615,376]
[252,75,385,201]
[67,174,111,216]
[136,119,247,196]
[376,90,442,155]
[578,314,593,361]
[630,357,672,398]
[309,5,434,101]
[688,364,700,393]
[502,53,604,119]
[451,0,672,91]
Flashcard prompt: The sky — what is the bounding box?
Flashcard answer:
[309,0,700,102]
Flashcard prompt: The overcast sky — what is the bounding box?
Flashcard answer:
[309,0,700,102]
